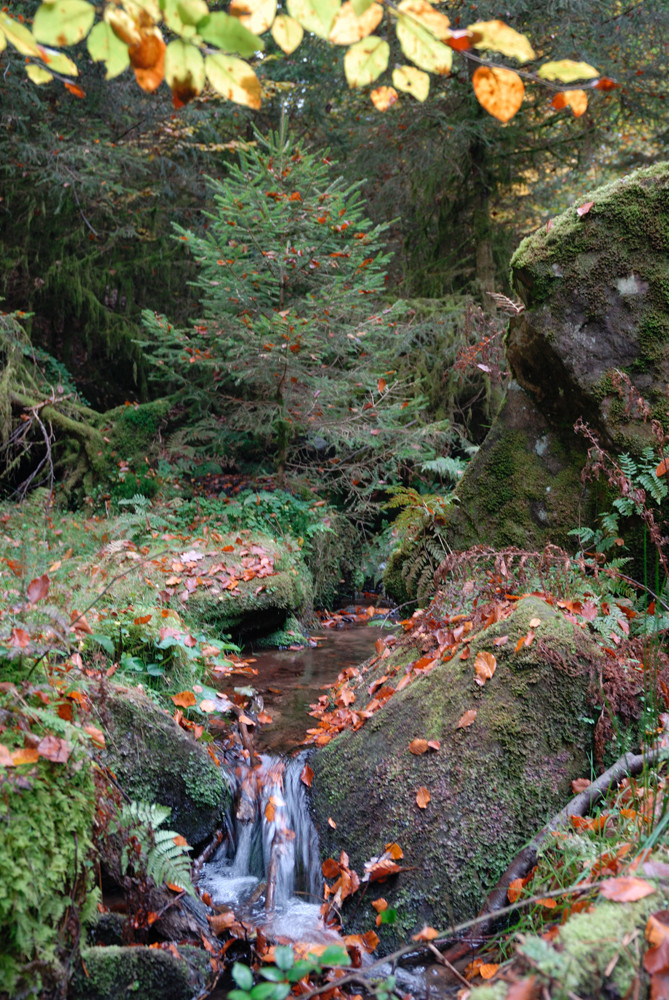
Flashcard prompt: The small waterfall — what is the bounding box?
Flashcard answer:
[200,753,333,942]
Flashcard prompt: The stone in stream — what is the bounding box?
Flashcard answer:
[384,162,669,598]
[310,596,599,952]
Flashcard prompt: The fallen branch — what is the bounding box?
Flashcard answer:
[442,731,669,963]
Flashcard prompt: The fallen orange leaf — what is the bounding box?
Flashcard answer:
[412,925,439,942]
[12,747,39,766]
[456,708,477,729]
[416,786,431,809]
[480,963,500,980]
[172,690,197,708]
[372,898,388,913]
[301,763,314,787]
[474,650,496,686]
[600,876,656,902]
[409,738,429,755]
[384,842,404,859]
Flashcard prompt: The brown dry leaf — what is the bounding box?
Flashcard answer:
[370,85,398,111]
[372,897,388,913]
[199,699,217,713]
[208,910,236,934]
[27,574,50,604]
[0,744,14,767]
[173,834,189,847]
[37,735,71,763]
[265,799,276,822]
[416,786,431,809]
[412,925,439,941]
[571,777,591,794]
[409,738,429,755]
[646,910,669,948]
[238,713,256,726]
[172,690,197,708]
[507,877,525,903]
[322,857,341,879]
[129,28,166,92]
[427,739,441,751]
[529,617,542,628]
[472,65,524,122]
[600,876,656,902]
[656,458,669,478]
[456,708,477,729]
[10,627,31,648]
[301,763,314,787]
[577,200,594,217]
[480,963,500,980]
[12,747,39,766]
[506,977,537,1000]
[493,635,509,646]
[257,710,273,724]
[328,816,337,828]
[384,842,404,859]
[474,650,497,686]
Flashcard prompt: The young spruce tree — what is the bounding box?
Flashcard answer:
[143,128,414,497]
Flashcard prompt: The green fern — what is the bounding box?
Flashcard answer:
[385,486,456,603]
[118,801,196,897]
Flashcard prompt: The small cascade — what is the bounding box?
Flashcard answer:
[200,753,335,943]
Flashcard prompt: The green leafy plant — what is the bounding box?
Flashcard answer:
[118,800,195,898]
[383,485,457,603]
[229,944,351,1000]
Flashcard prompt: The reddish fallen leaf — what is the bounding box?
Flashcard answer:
[372,897,388,913]
[209,910,236,934]
[493,635,509,646]
[412,925,439,942]
[64,81,86,98]
[37,735,71,763]
[646,910,669,947]
[506,976,537,1000]
[595,76,619,90]
[456,709,477,729]
[0,744,14,767]
[12,747,39,766]
[375,638,386,655]
[480,963,500,980]
[134,614,152,625]
[322,858,341,879]
[409,738,429,755]
[199,699,217,713]
[416,786,431,809]
[378,377,387,393]
[257,711,273,724]
[571,778,591,794]
[238,713,255,726]
[366,858,403,882]
[172,691,197,708]
[536,897,557,909]
[9,627,31,649]
[83,724,105,747]
[173,834,189,847]
[656,458,669,478]
[577,200,594,217]
[600,876,656,902]
[427,739,440,751]
[474,650,496,686]
[328,816,336,828]
[27,574,50,604]
[301,763,314,787]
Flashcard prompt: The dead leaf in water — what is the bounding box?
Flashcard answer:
[301,763,314,787]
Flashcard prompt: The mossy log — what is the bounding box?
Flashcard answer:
[311,596,598,953]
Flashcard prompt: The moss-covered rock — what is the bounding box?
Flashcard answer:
[100,687,230,845]
[71,944,211,1000]
[311,597,598,952]
[509,161,669,451]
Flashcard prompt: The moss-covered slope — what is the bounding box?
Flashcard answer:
[311,597,598,952]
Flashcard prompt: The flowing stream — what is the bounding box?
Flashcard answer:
[200,623,381,941]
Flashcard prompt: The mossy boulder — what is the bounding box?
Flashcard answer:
[311,596,598,952]
[509,161,669,450]
[71,944,211,1000]
[100,688,230,846]
[387,163,669,595]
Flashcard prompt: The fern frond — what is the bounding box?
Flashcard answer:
[118,800,196,897]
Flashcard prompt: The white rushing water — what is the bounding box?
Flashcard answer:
[199,753,338,943]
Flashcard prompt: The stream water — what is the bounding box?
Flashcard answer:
[200,624,381,941]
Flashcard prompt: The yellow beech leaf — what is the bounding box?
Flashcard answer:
[33,0,96,48]
[286,0,341,40]
[229,0,277,35]
[398,0,450,41]
[468,19,535,62]
[472,65,524,122]
[0,29,5,54]
[205,52,262,108]
[392,64,429,101]
[370,84,397,110]
[165,38,205,106]
[537,59,599,83]
[37,47,79,75]
[329,1,382,45]
[344,35,389,87]
[396,14,452,75]
[551,89,588,117]
[27,63,55,84]
[87,21,131,79]
[104,5,141,47]
[0,12,42,56]
[271,13,303,53]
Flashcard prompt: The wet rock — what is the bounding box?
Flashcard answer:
[70,944,211,1000]
[100,687,230,845]
[311,597,598,952]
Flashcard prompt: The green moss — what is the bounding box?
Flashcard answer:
[71,944,211,1000]
[311,597,597,953]
[0,748,97,996]
[101,689,229,845]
